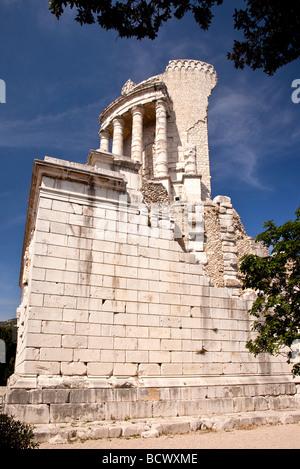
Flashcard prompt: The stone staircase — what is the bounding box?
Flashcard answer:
[33,408,300,444]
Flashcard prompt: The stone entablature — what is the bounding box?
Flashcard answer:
[99,78,171,180]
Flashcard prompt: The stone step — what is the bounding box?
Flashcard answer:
[32,408,300,444]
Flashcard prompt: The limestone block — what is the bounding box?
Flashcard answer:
[38,207,68,224]
[39,197,52,209]
[21,347,40,361]
[149,327,170,340]
[88,336,113,351]
[101,349,125,363]
[30,308,62,324]
[26,333,61,348]
[26,319,41,334]
[6,404,50,424]
[112,388,137,402]
[87,363,113,376]
[114,363,138,376]
[31,267,46,282]
[68,389,94,403]
[74,349,101,362]
[125,326,148,338]
[42,389,70,404]
[120,422,145,437]
[40,348,73,362]
[43,294,77,309]
[233,397,255,413]
[61,362,87,376]
[29,293,44,307]
[62,335,88,349]
[161,363,183,376]
[152,400,178,418]
[49,403,105,423]
[114,337,138,351]
[36,219,50,232]
[105,402,131,421]
[213,195,232,206]
[6,389,31,405]
[136,338,159,352]
[126,350,149,363]
[76,426,109,440]
[172,351,193,363]
[149,350,171,363]
[115,289,138,302]
[138,315,159,328]
[42,320,75,335]
[253,396,269,411]
[138,364,161,377]
[142,427,160,438]
[106,426,122,438]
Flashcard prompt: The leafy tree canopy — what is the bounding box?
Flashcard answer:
[240,207,300,377]
[49,0,300,75]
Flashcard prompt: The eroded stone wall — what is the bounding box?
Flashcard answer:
[5,156,297,424]
[203,203,225,288]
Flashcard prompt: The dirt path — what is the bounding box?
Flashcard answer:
[40,422,300,449]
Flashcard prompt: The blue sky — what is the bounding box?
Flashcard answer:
[0,0,299,321]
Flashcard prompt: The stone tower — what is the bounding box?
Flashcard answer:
[5,60,298,426]
[98,59,216,200]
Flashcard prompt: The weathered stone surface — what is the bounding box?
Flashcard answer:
[5,404,49,424]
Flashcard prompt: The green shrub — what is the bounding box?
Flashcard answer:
[0,413,39,449]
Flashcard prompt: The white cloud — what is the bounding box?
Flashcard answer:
[208,75,300,190]
[0,98,106,151]
[121,25,215,84]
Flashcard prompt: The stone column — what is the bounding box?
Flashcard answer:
[155,99,168,177]
[131,105,144,163]
[99,129,111,152]
[112,117,124,155]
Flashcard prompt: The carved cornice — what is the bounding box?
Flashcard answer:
[99,79,171,129]
[165,59,216,76]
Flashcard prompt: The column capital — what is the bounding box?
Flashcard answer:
[99,128,111,152]
[131,104,145,115]
[112,116,125,128]
[155,98,168,111]
[156,97,167,106]
[99,127,111,136]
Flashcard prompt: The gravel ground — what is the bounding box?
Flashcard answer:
[39,421,300,449]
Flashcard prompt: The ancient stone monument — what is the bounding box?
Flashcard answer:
[5,60,299,424]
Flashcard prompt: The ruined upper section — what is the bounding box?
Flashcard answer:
[95,59,217,202]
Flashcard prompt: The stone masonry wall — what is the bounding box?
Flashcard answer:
[203,203,225,288]
[202,197,269,291]
[5,157,298,425]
